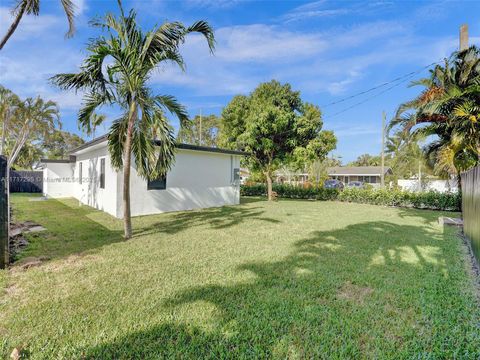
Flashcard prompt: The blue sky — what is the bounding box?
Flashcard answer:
[0,0,478,162]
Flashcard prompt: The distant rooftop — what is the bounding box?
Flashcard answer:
[327,166,392,176]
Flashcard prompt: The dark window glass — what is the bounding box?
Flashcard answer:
[147,175,167,190]
[79,162,82,184]
[100,158,105,189]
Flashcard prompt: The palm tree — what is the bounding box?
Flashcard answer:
[81,113,106,139]
[0,85,20,155]
[391,46,480,180]
[8,96,59,167]
[52,4,214,239]
[0,0,75,50]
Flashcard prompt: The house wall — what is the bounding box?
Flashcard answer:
[74,146,119,217]
[43,163,75,198]
[397,179,459,193]
[122,149,241,217]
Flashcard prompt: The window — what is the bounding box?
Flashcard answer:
[147,175,167,190]
[79,162,82,184]
[100,158,105,189]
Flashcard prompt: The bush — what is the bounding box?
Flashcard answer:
[240,184,461,211]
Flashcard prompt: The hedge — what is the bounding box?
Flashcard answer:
[240,184,461,211]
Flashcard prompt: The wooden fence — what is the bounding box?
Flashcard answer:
[0,156,8,269]
[461,166,480,263]
[9,170,43,193]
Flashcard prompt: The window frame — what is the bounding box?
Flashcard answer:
[147,175,167,190]
[100,158,105,189]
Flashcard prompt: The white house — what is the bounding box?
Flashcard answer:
[41,135,246,218]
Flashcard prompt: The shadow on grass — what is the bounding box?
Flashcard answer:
[134,203,280,237]
[10,196,124,262]
[79,221,478,358]
[11,195,278,261]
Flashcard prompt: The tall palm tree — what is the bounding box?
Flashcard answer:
[0,0,75,50]
[0,85,20,155]
[52,4,214,239]
[390,46,480,179]
[8,96,59,167]
[81,112,106,139]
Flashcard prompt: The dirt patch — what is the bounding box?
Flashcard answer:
[336,281,373,304]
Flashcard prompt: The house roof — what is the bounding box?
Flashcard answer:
[67,134,248,156]
[327,166,392,176]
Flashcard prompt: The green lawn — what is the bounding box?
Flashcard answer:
[1,194,479,359]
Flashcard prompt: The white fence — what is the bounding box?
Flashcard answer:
[397,179,458,193]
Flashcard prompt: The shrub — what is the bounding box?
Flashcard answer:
[240,184,461,211]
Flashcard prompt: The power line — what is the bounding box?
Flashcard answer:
[320,60,441,110]
[323,61,441,120]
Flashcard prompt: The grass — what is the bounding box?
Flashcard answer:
[1,194,479,359]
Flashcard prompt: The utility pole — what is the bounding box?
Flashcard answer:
[381,111,386,188]
[460,24,468,51]
[199,108,202,145]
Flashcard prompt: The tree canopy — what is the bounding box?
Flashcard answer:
[177,114,221,147]
[221,80,336,200]
[390,45,480,179]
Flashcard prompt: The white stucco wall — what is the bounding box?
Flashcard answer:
[74,145,119,217]
[122,149,241,217]
[43,162,75,198]
[43,141,242,218]
[397,179,459,193]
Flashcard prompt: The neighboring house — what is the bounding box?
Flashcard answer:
[327,166,392,186]
[275,168,309,185]
[41,135,246,218]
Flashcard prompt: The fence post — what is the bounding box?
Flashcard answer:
[0,156,8,269]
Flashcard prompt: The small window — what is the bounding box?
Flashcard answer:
[147,175,167,190]
[79,162,82,184]
[233,168,240,181]
[100,158,105,189]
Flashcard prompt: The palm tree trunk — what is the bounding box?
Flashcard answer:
[123,100,137,239]
[0,2,26,50]
[0,114,7,155]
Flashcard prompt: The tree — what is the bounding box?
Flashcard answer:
[177,114,221,147]
[348,153,382,167]
[6,96,60,168]
[221,80,336,200]
[52,4,214,239]
[80,113,106,139]
[0,85,20,155]
[391,46,480,181]
[0,0,75,50]
[43,130,84,159]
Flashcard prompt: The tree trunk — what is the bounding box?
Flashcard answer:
[265,171,273,201]
[0,114,7,155]
[122,101,137,239]
[0,3,26,50]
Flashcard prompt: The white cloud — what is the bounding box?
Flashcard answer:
[215,25,328,62]
[0,6,61,42]
[72,0,87,16]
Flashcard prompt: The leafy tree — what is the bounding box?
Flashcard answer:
[5,96,60,168]
[221,80,336,200]
[391,46,480,181]
[81,113,106,139]
[177,114,221,147]
[0,0,75,50]
[0,85,20,155]
[10,142,43,169]
[52,4,214,239]
[348,153,382,167]
[43,130,84,159]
